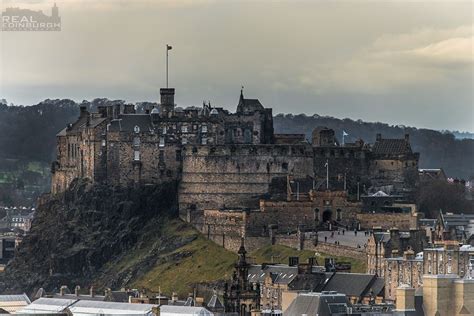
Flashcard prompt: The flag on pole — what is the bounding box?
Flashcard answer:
[167,45,172,50]
[343,130,348,136]
[324,161,328,167]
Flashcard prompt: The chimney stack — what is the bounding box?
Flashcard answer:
[74,285,80,296]
[90,286,95,297]
[59,285,68,296]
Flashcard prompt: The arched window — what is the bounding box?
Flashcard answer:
[337,209,342,221]
[314,209,320,222]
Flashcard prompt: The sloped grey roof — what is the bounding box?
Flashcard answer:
[0,293,30,303]
[284,293,348,316]
[322,273,377,298]
[109,114,152,133]
[160,305,214,315]
[68,300,157,312]
[372,139,412,155]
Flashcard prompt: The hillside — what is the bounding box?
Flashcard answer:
[0,178,366,297]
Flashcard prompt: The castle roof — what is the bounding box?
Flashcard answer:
[236,90,264,113]
[109,114,152,133]
[372,138,412,156]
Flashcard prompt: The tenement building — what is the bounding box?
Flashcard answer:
[52,87,420,246]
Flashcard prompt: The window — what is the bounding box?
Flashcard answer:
[202,125,208,133]
[181,125,188,133]
[176,150,181,161]
[134,125,140,133]
[201,137,207,145]
[162,126,167,134]
[101,140,106,147]
[159,150,164,161]
[282,162,288,171]
[182,137,188,145]
[159,136,165,147]
[337,209,342,221]
[134,150,140,161]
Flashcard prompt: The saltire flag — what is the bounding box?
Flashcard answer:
[167,45,172,50]
[343,130,349,136]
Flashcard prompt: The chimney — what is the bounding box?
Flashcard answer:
[171,292,178,302]
[395,285,415,312]
[59,285,68,296]
[97,105,107,118]
[79,105,88,117]
[89,286,95,297]
[376,133,382,141]
[104,288,112,298]
[74,285,80,296]
[124,103,135,114]
[289,256,299,266]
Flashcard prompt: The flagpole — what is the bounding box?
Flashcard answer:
[342,131,345,146]
[166,45,169,88]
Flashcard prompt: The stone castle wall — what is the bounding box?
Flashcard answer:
[178,144,314,219]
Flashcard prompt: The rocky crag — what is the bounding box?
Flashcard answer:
[0,178,192,295]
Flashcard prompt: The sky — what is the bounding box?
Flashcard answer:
[0,0,473,132]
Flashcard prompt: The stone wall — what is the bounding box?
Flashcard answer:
[356,212,418,230]
[179,144,314,220]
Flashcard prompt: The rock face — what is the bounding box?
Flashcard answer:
[0,178,182,294]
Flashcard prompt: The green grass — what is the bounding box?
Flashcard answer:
[105,220,237,297]
[103,222,365,297]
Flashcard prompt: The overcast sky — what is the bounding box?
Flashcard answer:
[0,0,473,131]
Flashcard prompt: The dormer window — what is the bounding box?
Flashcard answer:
[134,125,140,134]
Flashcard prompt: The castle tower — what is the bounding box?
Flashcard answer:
[159,88,175,117]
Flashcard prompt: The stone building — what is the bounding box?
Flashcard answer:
[423,241,474,277]
[384,249,423,302]
[366,228,427,277]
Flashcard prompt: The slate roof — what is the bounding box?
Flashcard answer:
[160,305,214,315]
[109,114,153,133]
[372,139,412,155]
[68,300,157,314]
[284,292,349,316]
[237,91,264,113]
[288,273,327,292]
[17,297,78,313]
[322,273,379,298]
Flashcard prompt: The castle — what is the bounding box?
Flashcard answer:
[51,87,419,249]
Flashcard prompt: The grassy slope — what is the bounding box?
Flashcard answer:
[111,220,365,297]
[107,220,237,296]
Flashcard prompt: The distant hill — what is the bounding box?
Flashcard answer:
[274,114,474,179]
[0,100,472,179]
